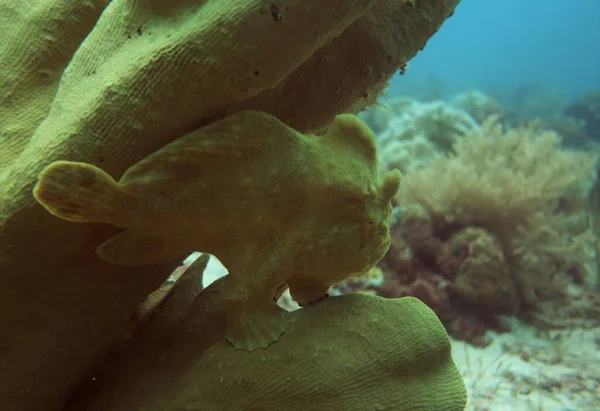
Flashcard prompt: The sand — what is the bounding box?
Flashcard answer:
[454,319,600,411]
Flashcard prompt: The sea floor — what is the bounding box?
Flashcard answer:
[193,254,600,411]
[453,320,600,411]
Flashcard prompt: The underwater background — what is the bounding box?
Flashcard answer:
[2,0,599,409]
[196,1,600,409]
[353,1,600,409]
[391,0,600,103]
[355,2,600,409]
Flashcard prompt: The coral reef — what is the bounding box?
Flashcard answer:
[545,114,592,149]
[536,91,600,150]
[345,116,598,346]
[588,168,600,291]
[447,227,520,314]
[367,97,480,173]
[377,210,512,347]
[492,82,567,124]
[565,91,600,142]
[449,90,504,124]
[358,96,417,134]
[330,266,386,296]
[0,0,463,410]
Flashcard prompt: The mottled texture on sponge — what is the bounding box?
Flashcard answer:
[0,0,110,172]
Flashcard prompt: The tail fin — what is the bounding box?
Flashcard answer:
[33,161,130,226]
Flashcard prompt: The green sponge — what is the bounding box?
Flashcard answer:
[191,295,468,411]
[63,271,467,411]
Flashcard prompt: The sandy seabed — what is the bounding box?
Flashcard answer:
[454,320,600,411]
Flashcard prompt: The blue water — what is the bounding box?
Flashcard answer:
[389,0,600,102]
